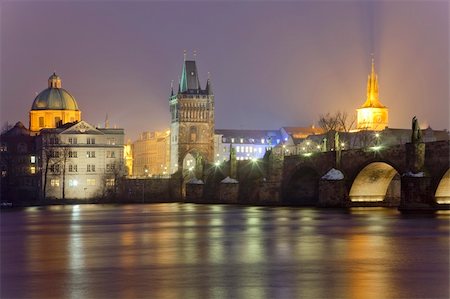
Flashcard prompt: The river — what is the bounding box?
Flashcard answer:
[1,204,449,299]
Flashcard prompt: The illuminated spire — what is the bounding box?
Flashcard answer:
[361,56,384,108]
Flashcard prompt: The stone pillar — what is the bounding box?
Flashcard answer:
[219,180,239,203]
[399,175,435,212]
[406,142,425,173]
[185,180,204,202]
[318,179,349,207]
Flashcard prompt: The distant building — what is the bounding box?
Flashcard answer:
[169,56,215,174]
[132,130,170,177]
[356,57,389,131]
[37,121,124,199]
[215,129,282,162]
[0,122,38,202]
[124,141,133,177]
[29,73,81,133]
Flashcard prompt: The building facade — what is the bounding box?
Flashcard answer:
[356,58,389,131]
[37,121,124,199]
[214,129,282,163]
[0,122,38,203]
[169,57,214,174]
[132,130,170,177]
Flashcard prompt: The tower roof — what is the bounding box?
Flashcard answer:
[179,60,201,93]
[31,73,79,111]
[360,57,386,109]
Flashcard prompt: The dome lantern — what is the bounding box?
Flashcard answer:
[48,72,62,88]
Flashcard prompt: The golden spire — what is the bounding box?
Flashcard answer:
[362,56,384,108]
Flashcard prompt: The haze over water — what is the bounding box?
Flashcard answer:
[1,204,449,299]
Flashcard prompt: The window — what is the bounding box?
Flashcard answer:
[106,178,115,186]
[51,179,60,187]
[231,138,235,143]
[0,145,6,152]
[107,138,116,145]
[30,156,36,163]
[106,164,115,172]
[68,165,78,172]
[87,164,95,172]
[87,138,95,144]
[69,151,77,158]
[261,138,265,144]
[54,117,61,127]
[240,138,244,143]
[87,151,96,158]
[106,151,115,158]
[69,179,78,187]
[39,117,44,127]
[87,179,96,186]
[50,164,60,173]
[50,150,60,158]
[236,146,240,153]
[30,166,36,174]
[189,126,197,142]
[68,138,77,145]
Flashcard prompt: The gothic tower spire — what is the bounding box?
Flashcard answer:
[356,55,389,131]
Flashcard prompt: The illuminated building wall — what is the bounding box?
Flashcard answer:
[356,58,388,131]
[37,121,125,199]
[132,130,170,177]
[123,142,133,177]
[214,129,282,162]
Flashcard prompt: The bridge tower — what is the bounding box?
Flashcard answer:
[169,53,215,176]
[356,56,389,131]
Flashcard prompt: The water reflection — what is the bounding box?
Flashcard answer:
[1,205,449,299]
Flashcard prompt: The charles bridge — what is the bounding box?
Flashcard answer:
[122,140,450,211]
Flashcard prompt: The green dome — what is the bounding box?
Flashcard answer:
[31,73,79,111]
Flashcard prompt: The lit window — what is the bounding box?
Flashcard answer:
[258,148,262,154]
[231,138,235,143]
[240,138,244,143]
[30,156,36,163]
[51,179,60,187]
[69,179,78,187]
[245,147,249,153]
[30,166,36,174]
[261,138,265,144]
[87,179,96,186]
[106,179,115,187]
[236,146,240,153]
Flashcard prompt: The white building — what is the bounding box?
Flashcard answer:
[214,129,282,163]
[37,121,124,199]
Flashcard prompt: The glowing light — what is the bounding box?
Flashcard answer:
[371,145,382,151]
[214,161,221,166]
[303,153,312,157]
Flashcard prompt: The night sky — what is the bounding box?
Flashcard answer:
[1,1,448,140]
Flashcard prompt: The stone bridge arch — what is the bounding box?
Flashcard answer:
[435,168,450,204]
[283,165,321,205]
[348,161,401,205]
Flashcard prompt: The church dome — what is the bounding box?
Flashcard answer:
[31,73,79,111]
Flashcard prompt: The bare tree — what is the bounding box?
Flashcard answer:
[318,111,356,150]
